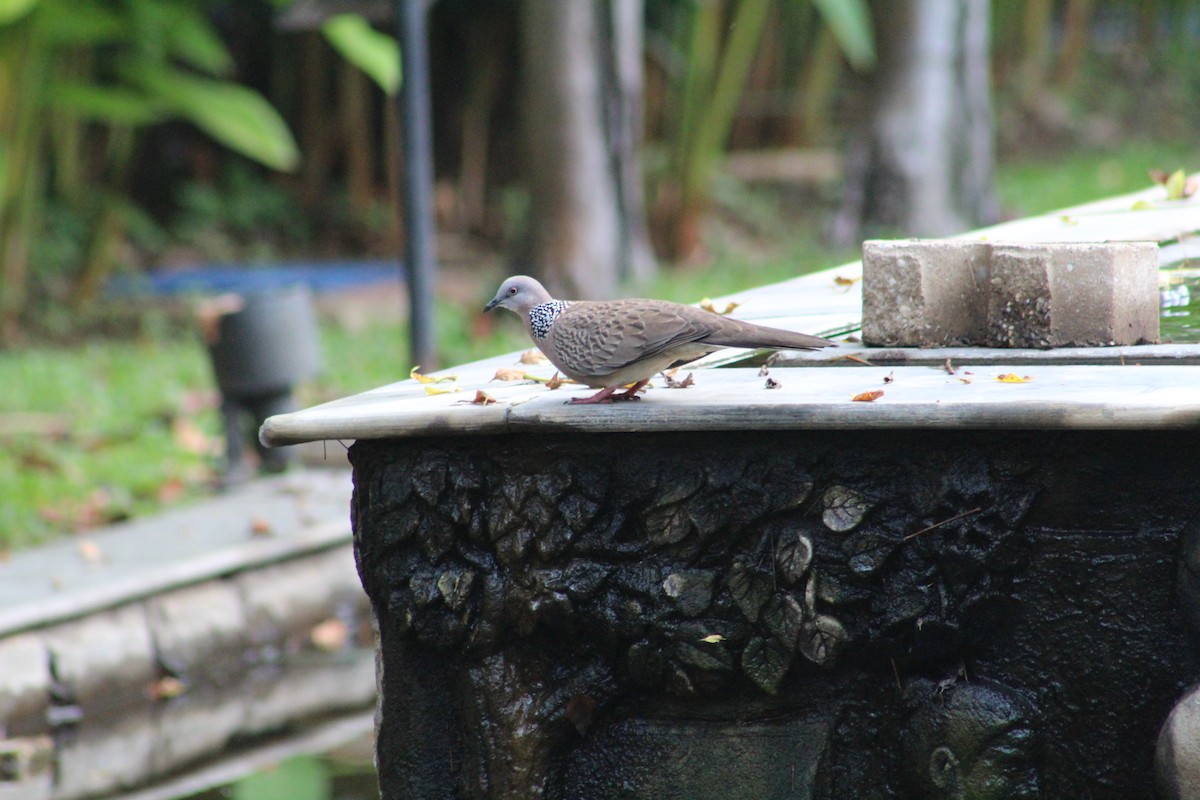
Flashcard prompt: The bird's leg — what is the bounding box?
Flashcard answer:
[567,381,648,405]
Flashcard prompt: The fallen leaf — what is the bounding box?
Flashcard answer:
[765,377,782,390]
[1150,168,1171,185]
[250,516,273,537]
[958,377,972,384]
[851,390,884,402]
[1131,199,1154,210]
[471,390,497,405]
[519,349,548,364]
[148,676,187,701]
[173,418,217,455]
[995,373,1033,383]
[492,367,526,381]
[424,384,463,396]
[662,370,695,389]
[1060,215,1079,226]
[832,275,861,287]
[943,358,956,375]
[831,354,874,366]
[157,477,187,504]
[311,618,350,652]
[883,371,895,384]
[409,366,457,384]
[566,695,597,736]
[77,539,104,564]
[546,373,566,390]
[758,364,770,377]
[699,298,741,316]
[699,634,726,644]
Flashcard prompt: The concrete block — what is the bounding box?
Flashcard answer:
[0,635,49,737]
[41,605,155,716]
[0,735,52,800]
[862,240,990,347]
[53,710,154,800]
[145,580,248,681]
[233,546,367,646]
[862,239,1160,348]
[150,687,245,776]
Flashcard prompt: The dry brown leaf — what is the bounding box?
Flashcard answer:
[662,370,695,389]
[832,275,861,286]
[311,618,350,652]
[958,377,973,384]
[943,358,956,375]
[157,477,187,504]
[545,373,566,390]
[471,390,497,405]
[77,539,104,564]
[172,418,216,455]
[995,373,1033,383]
[519,349,548,364]
[250,516,273,537]
[148,676,187,701]
[851,390,884,402]
[492,367,526,381]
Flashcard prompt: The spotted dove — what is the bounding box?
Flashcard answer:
[484,275,834,404]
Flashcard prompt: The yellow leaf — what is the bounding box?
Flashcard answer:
[995,373,1033,383]
[410,366,457,384]
[851,389,884,402]
[425,385,462,395]
[1166,168,1187,200]
[699,298,741,315]
[699,634,725,644]
[1131,199,1154,210]
[1059,215,1079,226]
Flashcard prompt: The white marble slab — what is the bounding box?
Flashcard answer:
[261,179,1200,444]
[259,364,1200,443]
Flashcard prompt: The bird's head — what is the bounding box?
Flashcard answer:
[484,275,553,315]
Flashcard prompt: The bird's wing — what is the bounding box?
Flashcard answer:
[548,300,715,379]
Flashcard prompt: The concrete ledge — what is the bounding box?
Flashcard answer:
[0,470,373,800]
[863,240,1160,347]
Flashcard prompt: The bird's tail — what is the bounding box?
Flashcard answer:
[709,318,834,351]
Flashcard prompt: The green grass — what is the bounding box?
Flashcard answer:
[2,138,1194,550]
[995,139,1197,218]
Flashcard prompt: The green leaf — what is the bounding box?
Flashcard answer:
[32,0,126,45]
[811,0,875,71]
[132,65,300,171]
[0,0,39,26]
[47,82,165,125]
[159,2,233,75]
[321,13,401,95]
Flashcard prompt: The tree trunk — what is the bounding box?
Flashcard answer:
[519,0,654,299]
[830,0,999,246]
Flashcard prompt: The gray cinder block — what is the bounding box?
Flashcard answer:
[862,239,1160,348]
[862,240,991,347]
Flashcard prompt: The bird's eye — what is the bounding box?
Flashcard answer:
[508,287,517,295]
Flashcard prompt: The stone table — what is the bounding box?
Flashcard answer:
[261,180,1200,800]
[263,348,1200,799]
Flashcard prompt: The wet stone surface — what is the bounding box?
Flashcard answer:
[352,429,1200,799]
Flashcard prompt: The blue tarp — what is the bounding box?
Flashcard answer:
[106,261,400,297]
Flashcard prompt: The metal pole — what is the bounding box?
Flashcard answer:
[396,0,437,369]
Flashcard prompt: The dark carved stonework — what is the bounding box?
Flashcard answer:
[350,430,1200,799]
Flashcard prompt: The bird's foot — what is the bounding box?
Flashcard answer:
[567,381,647,405]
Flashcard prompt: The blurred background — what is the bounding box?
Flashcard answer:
[1,0,1198,545]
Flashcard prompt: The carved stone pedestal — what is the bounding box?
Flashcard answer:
[349,429,1200,799]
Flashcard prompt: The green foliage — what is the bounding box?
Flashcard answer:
[322,13,401,96]
[810,0,875,70]
[0,0,300,340]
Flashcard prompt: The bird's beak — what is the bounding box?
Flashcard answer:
[484,297,500,313]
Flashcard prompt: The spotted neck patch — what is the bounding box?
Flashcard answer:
[528,300,569,341]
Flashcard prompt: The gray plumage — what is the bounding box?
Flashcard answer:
[485,275,834,404]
